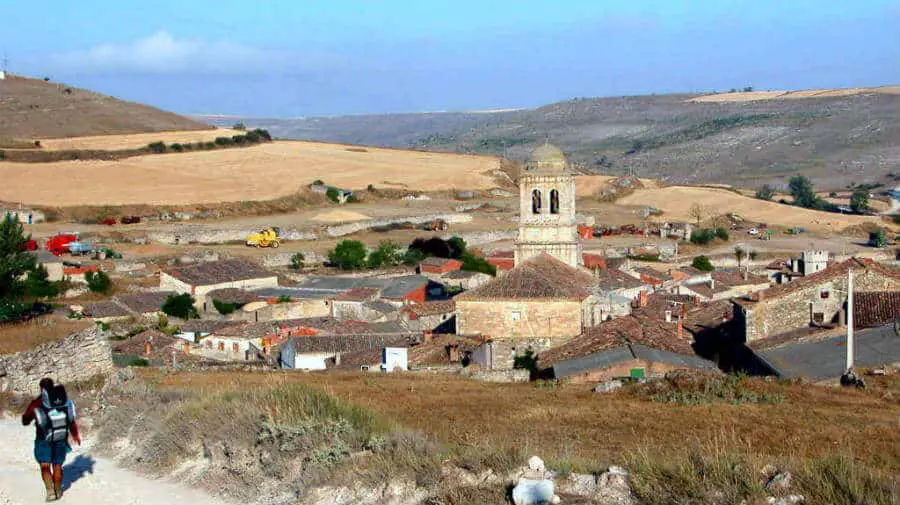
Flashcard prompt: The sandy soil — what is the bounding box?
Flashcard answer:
[689,85,900,103]
[0,419,226,505]
[574,175,659,197]
[617,186,884,232]
[0,140,500,206]
[36,129,241,151]
[309,209,373,223]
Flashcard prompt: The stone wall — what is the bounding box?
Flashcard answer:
[470,338,554,370]
[737,268,900,341]
[0,327,114,394]
[556,358,706,384]
[324,213,473,238]
[227,299,331,322]
[149,226,317,245]
[457,299,585,340]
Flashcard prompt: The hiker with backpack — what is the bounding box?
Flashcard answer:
[21,378,81,502]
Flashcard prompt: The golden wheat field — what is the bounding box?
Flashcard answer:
[35,128,240,150]
[689,85,900,103]
[0,140,500,206]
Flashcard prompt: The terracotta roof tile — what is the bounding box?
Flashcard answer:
[164,259,275,286]
[403,300,456,317]
[854,292,900,328]
[333,287,381,302]
[206,288,260,305]
[740,258,900,304]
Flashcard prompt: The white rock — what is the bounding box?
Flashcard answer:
[512,478,555,505]
[550,495,561,504]
[768,495,804,505]
[528,456,546,473]
[594,380,624,393]
[559,473,597,497]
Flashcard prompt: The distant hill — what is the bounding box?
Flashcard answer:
[0,74,210,144]
[199,86,900,191]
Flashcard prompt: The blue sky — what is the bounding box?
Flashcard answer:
[2,0,898,116]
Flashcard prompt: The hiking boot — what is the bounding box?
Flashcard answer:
[45,488,57,502]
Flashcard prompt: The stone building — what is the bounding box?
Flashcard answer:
[455,254,601,340]
[733,258,900,342]
[161,259,278,309]
[514,143,582,268]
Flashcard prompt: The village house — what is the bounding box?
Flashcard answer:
[80,291,176,323]
[417,257,463,280]
[330,287,400,321]
[400,300,456,333]
[751,322,900,383]
[766,250,829,284]
[2,207,45,224]
[537,294,724,383]
[659,221,693,241]
[278,319,420,370]
[197,321,273,360]
[161,259,278,309]
[262,274,435,306]
[676,269,771,302]
[440,269,492,291]
[733,258,900,342]
[456,254,602,342]
[35,250,64,282]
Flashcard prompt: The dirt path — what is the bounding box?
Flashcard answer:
[0,418,227,505]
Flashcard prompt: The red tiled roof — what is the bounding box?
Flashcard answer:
[457,254,595,301]
[420,257,462,268]
[206,288,259,305]
[402,300,456,317]
[854,292,900,328]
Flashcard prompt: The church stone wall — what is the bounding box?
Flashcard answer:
[457,299,585,340]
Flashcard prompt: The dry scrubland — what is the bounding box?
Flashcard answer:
[35,128,242,150]
[0,139,500,206]
[115,370,900,505]
[0,316,92,355]
[689,86,900,103]
[617,186,881,233]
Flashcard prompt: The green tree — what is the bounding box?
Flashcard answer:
[25,265,59,299]
[0,214,36,300]
[212,299,237,315]
[447,236,467,259]
[869,229,887,248]
[692,255,715,272]
[715,227,730,241]
[233,122,246,131]
[788,175,817,208]
[755,184,776,201]
[328,240,368,270]
[403,248,427,266]
[460,252,497,276]
[367,241,403,268]
[325,187,340,203]
[85,270,112,293]
[290,252,305,270]
[850,189,869,213]
[162,293,199,319]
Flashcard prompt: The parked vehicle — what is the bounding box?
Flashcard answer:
[748,228,759,236]
[45,233,80,256]
[67,241,94,256]
[246,227,281,248]
[120,216,141,224]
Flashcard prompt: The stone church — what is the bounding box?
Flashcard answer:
[514,143,582,268]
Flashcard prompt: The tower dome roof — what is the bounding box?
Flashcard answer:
[525,142,567,174]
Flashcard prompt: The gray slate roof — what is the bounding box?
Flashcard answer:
[164,259,275,286]
[551,343,716,378]
[755,323,900,381]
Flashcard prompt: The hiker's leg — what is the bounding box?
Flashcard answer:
[51,464,63,496]
[39,463,53,491]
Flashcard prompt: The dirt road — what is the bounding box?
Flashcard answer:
[0,418,226,505]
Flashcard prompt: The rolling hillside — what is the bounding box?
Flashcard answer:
[203,87,900,190]
[0,74,210,143]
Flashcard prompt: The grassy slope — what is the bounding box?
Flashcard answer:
[221,90,900,190]
[0,75,210,142]
[127,370,899,505]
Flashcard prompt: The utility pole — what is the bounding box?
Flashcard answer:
[846,267,854,372]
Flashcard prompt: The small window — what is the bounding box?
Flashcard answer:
[511,311,521,321]
[813,312,825,324]
[550,189,559,214]
[217,342,225,351]
[820,290,830,299]
[232,343,239,354]
[531,189,542,214]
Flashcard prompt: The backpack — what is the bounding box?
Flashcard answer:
[33,385,76,443]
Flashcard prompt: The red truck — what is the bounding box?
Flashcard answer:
[45,233,80,256]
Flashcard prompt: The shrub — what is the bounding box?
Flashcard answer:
[244,130,261,143]
[403,248,427,266]
[690,229,717,245]
[460,252,496,276]
[447,236,467,258]
[755,184,775,201]
[407,237,458,259]
[328,240,368,270]
[367,184,376,192]
[24,266,59,299]
[128,357,150,367]
[290,252,305,270]
[692,255,714,271]
[233,122,246,131]
[252,128,272,141]
[170,143,184,152]
[34,140,41,148]
[232,134,247,145]
[851,189,869,213]
[312,179,325,186]
[277,295,292,303]
[789,175,817,208]
[147,141,167,153]
[714,227,729,241]
[869,229,887,248]
[325,187,340,203]
[367,241,403,268]
[204,141,216,149]
[162,293,199,319]
[85,270,111,293]
[212,299,237,315]
[214,136,233,146]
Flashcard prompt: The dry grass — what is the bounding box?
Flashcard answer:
[0,315,92,355]
[617,186,884,233]
[689,86,900,103]
[0,140,500,206]
[35,129,241,150]
[142,371,900,476]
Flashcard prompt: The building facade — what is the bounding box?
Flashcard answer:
[514,143,582,268]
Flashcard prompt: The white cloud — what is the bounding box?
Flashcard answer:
[49,31,329,74]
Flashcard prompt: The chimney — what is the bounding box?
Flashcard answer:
[144,341,152,356]
[676,320,683,339]
[665,310,672,323]
[682,303,688,318]
[639,290,649,308]
[743,267,748,281]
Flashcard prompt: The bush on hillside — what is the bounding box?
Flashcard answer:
[755,184,775,201]
[714,227,730,241]
[692,255,714,272]
[328,240,368,270]
[460,252,496,276]
[690,229,717,245]
[147,141,167,153]
[213,299,237,315]
[162,293,199,319]
[290,252,305,270]
[367,241,403,268]
[85,270,112,293]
